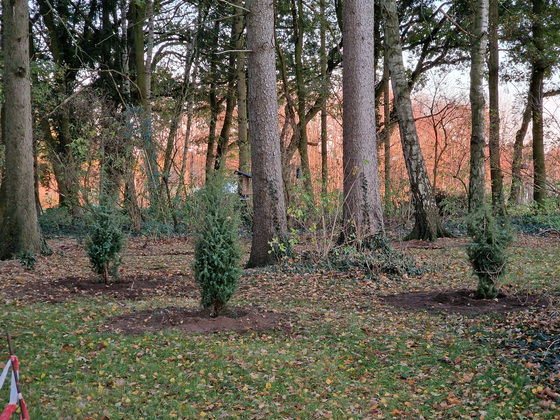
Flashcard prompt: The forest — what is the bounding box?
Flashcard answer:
[0,0,560,418]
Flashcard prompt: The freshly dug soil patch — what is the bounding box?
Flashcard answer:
[5,274,197,303]
[383,289,548,314]
[108,306,291,334]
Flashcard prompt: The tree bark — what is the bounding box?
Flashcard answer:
[320,0,328,194]
[37,0,82,215]
[342,0,384,241]
[246,0,288,267]
[214,47,237,171]
[0,106,6,223]
[292,0,314,200]
[488,0,504,212]
[468,0,489,212]
[509,99,532,204]
[383,50,392,211]
[205,21,221,178]
[132,0,161,213]
[383,0,449,240]
[235,8,250,175]
[531,0,546,206]
[0,0,42,259]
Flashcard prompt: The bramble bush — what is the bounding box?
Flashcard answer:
[85,205,124,283]
[193,173,242,317]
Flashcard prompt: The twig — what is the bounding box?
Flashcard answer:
[218,0,250,12]
[215,49,252,55]
[435,3,470,36]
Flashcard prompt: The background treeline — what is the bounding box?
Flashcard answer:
[1,0,560,239]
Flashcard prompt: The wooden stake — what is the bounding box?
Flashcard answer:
[6,331,27,419]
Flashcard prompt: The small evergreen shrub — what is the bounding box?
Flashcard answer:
[467,207,512,299]
[85,205,124,283]
[17,251,37,270]
[193,173,242,317]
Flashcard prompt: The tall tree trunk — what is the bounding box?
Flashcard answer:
[177,9,204,200]
[383,0,449,240]
[235,8,250,175]
[0,106,6,224]
[214,49,237,171]
[431,113,440,192]
[275,40,299,205]
[510,100,532,204]
[206,87,219,176]
[124,169,142,232]
[0,0,42,259]
[468,0,489,212]
[121,0,131,104]
[488,0,504,212]
[320,0,328,194]
[37,0,82,215]
[383,51,392,211]
[531,0,546,206]
[161,55,192,196]
[132,0,160,212]
[342,0,384,241]
[246,0,288,267]
[205,20,221,178]
[293,0,314,200]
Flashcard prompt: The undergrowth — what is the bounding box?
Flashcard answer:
[326,234,427,278]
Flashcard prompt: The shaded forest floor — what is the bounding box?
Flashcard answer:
[0,232,559,418]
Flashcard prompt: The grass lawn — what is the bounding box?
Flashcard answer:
[0,233,558,419]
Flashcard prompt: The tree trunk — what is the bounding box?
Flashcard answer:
[0,0,42,259]
[37,0,82,215]
[132,0,160,212]
[205,20,221,178]
[383,51,392,212]
[488,0,504,212]
[293,0,314,200]
[342,0,384,242]
[177,18,202,200]
[161,46,195,194]
[531,0,546,206]
[320,0,328,194]
[214,49,237,171]
[383,0,449,241]
[509,100,532,204]
[0,106,6,224]
[246,0,288,267]
[468,0,489,212]
[235,8,250,175]
[124,164,142,232]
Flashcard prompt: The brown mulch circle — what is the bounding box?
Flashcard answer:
[383,289,548,314]
[4,275,197,303]
[107,306,292,335]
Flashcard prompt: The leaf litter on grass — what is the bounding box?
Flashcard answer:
[0,235,559,418]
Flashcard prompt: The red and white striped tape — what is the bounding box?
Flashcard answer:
[0,356,29,420]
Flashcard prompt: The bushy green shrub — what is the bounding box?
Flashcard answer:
[85,206,124,283]
[17,250,37,270]
[327,234,426,278]
[467,207,512,299]
[193,173,242,317]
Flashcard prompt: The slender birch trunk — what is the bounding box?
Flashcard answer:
[468,0,489,212]
[383,0,449,240]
